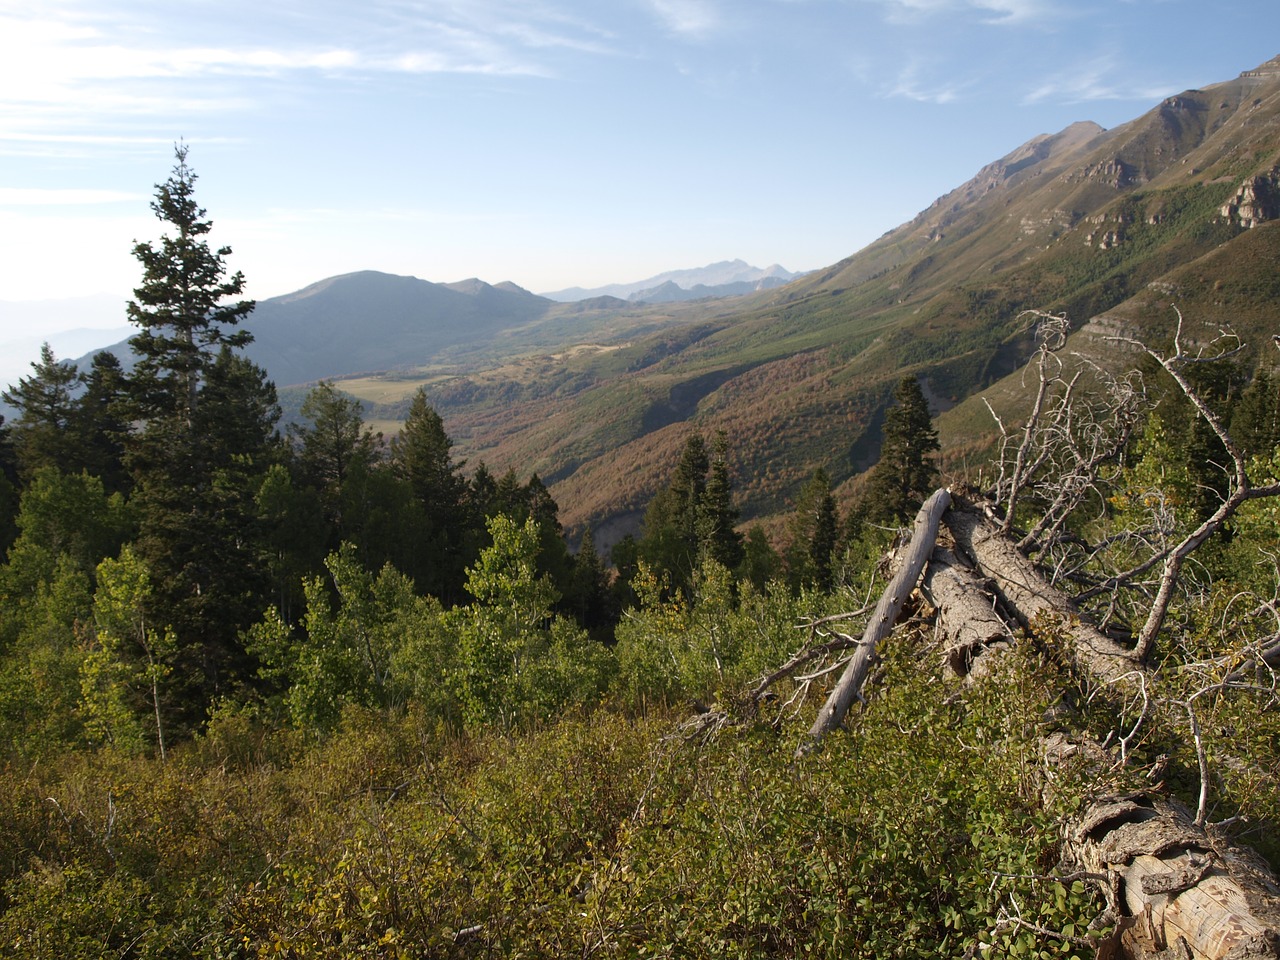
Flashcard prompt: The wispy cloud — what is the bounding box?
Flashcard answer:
[646,0,722,37]
[969,0,1055,24]
[0,0,617,151]
[882,61,971,103]
[1022,54,1177,104]
[864,0,1059,26]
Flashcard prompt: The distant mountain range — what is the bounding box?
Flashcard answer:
[40,262,803,394]
[539,260,804,302]
[0,295,131,397]
[235,272,555,386]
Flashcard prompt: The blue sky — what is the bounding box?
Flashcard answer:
[1,0,1277,326]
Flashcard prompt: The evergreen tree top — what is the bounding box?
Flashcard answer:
[127,145,255,425]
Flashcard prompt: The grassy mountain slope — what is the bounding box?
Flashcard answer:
[403,56,1280,542]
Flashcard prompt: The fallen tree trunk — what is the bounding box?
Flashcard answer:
[943,494,1139,690]
[927,496,1280,958]
[917,543,1012,678]
[1063,794,1280,959]
[798,488,950,755]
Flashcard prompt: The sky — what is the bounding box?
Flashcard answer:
[1,0,1278,342]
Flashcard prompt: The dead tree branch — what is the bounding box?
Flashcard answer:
[1107,311,1280,662]
[797,488,950,755]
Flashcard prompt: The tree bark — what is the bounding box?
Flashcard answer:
[932,496,1280,958]
[918,544,1013,678]
[943,495,1138,690]
[798,488,950,755]
[1063,794,1280,959]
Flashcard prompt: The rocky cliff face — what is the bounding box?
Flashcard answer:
[1220,168,1280,227]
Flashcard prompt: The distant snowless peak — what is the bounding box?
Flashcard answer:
[538,260,805,303]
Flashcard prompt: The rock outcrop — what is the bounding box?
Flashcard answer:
[1220,170,1280,228]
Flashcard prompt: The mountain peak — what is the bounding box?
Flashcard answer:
[443,278,490,295]
[274,270,431,304]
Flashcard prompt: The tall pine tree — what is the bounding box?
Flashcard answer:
[127,144,253,430]
[697,432,744,570]
[70,351,131,495]
[786,467,838,593]
[123,145,278,716]
[389,389,469,598]
[637,432,743,598]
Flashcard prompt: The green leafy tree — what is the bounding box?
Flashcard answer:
[449,515,611,728]
[450,514,557,727]
[0,554,92,756]
[471,468,577,609]
[84,546,176,758]
[0,472,118,756]
[0,467,131,592]
[0,471,124,754]
[859,376,940,525]
[248,542,425,735]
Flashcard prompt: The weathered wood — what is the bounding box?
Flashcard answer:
[944,495,1138,690]
[798,488,951,755]
[918,544,1012,678]
[1063,795,1280,959]
[931,497,1280,959]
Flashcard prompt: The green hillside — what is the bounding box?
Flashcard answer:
[364,58,1280,541]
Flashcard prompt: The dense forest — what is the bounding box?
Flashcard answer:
[1,152,1279,958]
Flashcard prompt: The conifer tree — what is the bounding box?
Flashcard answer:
[70,351,131,495]
[859,376,940,525]
[390,389,469,598]
[637,432,744,598]
[786,468,838,592]
[698,433,744,570]
[1232,368,1280,460]
[127,144,253,431]
[638,434,709,596]
[1,343,82,478]
[467,461,499,517]
[668,433,710,546]
[565,526,616,638]
[122,145,278,713]
[739,524,782,592]
[0,419,16,555]
[290,381,381,536]
[391,389,466,507]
